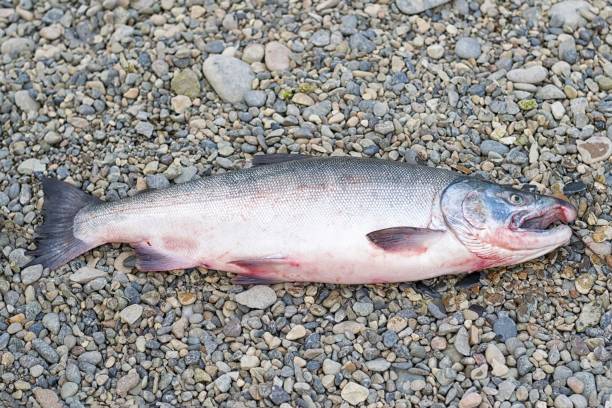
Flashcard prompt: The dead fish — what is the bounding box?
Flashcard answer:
[26,155,577,284]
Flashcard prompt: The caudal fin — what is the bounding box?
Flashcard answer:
[26,177,101,270]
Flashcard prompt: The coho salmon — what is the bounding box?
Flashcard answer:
[27,155,577,284]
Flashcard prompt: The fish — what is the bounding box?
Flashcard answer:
[25,154,577,284]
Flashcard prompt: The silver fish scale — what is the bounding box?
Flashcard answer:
[80,157,463,233]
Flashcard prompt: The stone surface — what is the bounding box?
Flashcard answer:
[341,381,369,405]
[396,0,450,15]
[235,286,277,309]
[203,55,254,103]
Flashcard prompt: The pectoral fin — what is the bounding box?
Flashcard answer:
[229,255,295,283]
[366,227,445,252]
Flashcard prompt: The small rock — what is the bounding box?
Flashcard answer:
[550,1,591,30]
[14,90,39,113]
[481,140,509,156]
[291,92,314,106]
[21,264,43,285]
[203,55,254,103]
[286,325,307,340]
[171,95,192,113]
[341,381,369,405]
[323,359,342,375]
[551,101,566,120]
[310,30,331,47]
[119,304,143,325]
[575,274,595,294]
[171,69,200,99]
[366,358,391,372]
[506,66,548,84]
[116,369,140,397]
[426,44,444,59]
[235,286,277,309]
[214,373,232,392]
[494,315,518,341]
[496,380,516,401]
[396,0,450,14]
[33,389,62,408]
[459,392,482,408]
[32,339,59,364]
[135,121,154,137]
[265,41,290,71]
[454,327,471,356]
[60,382,78,399]
[240,355,260,369]
[242,43,264,63]
[455,37,481,59]
[17,158,45,175]
[42,313,60,334]
[69,267,107,284]
[576,136,612,164]
[567,376,584,394]
[244,90,267,107]
[576,302,601,332]
[536,85,565,100]
[554,394,573,408]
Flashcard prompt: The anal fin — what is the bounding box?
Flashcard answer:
[132,243,189,272]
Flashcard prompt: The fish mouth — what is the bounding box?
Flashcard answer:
[509,200,577,234]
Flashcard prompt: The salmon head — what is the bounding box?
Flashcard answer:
[441,178,577,267]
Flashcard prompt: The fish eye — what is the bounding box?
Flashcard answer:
[509,193,524,205]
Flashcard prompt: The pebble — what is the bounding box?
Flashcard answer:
[119,304,143,325]
[455,37,481,59]
[116,369,140,397]
[265,41,290,71]
[32,339,59,364]
[506,66,548,84]
[235,286,277,309]
[242,44,264,63]
[203,55,254,103]
[14,90,39,113]
[21,264,42,284]
[244,90,267,107]
[17,158,45,175]
[396,0,450,15]
[426,44,444,59]
[576,136,612,164]
[459,392,482,408]
[69,267,107,284]
[341,382,369,405]
[493,315,517,341]
[286,325,307,340]
[171,69,200,99]
[454,327,471,356]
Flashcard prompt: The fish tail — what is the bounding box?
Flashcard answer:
[25,177,101,270]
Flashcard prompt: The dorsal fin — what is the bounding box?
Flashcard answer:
[251,154,311,166]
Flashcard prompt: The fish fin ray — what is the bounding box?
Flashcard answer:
[251,154,310,166]
[26,177,101,270]
[366,227,445,252]
[132,243,188,272]
[232,275,282,285]
[229,256,296,280]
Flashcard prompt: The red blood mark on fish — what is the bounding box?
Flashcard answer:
[163,237,197,252]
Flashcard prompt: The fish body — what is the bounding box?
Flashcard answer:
[28,155,577,284]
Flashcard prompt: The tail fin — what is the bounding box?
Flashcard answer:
[26,177,101,270]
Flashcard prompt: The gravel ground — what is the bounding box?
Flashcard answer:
[1,0,611,407]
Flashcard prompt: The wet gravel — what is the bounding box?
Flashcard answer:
[1,0,611,407]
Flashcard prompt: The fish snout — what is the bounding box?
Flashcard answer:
[547,197,577,224]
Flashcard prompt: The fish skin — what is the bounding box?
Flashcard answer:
[33,156,576,283]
